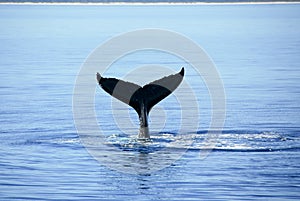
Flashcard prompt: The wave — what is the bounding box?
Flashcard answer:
[6,129,300,153]
[213,146,300,152]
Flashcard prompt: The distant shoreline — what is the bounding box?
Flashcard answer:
[1,1,300,5]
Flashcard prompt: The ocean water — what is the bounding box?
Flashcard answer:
[1,3,300,200]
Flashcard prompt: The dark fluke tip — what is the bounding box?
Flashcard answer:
[96,72,101,83]
[179,67,185,76]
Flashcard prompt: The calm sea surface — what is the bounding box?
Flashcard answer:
[1,4,300,200]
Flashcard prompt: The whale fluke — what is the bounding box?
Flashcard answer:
[96,67,184,139]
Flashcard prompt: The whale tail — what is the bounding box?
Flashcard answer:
[96,67,184,139]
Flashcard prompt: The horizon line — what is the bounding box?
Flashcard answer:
[1,1,300,5]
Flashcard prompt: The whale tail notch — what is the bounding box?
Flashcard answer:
[96,67,185,138]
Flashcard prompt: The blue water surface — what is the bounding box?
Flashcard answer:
[0,4,300,200]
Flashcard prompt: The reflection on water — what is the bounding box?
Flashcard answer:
[74,128,300,174]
